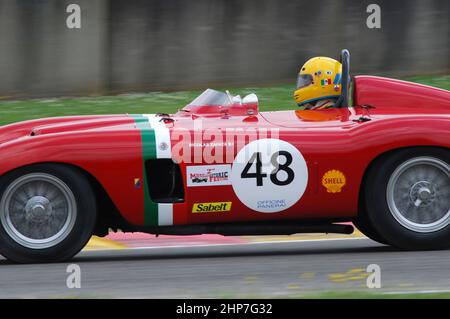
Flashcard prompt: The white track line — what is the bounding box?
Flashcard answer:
[383,289,450,295]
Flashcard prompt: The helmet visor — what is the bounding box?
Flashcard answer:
[296,74,313,89]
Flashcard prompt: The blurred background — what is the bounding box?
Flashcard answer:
[0,0,449,99]
[0,0,450,299]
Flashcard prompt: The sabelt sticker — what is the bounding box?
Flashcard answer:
[187,164,231,187]
[322,170,346,193]
[231,139,308,213]
[192,202,232,213]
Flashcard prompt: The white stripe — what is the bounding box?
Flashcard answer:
[158,203,173,226]
[143,114,174,226]
[384,289,450,295]
[143,114,172,159]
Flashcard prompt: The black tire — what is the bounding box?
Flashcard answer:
[0,164,97,263]
[354,172,390,245]
[365,147,450,250]
[353,212,389,245]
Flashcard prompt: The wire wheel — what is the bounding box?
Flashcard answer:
[386,157,450,233]
[0,173,77,249]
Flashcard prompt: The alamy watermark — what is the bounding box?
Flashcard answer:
[366,4,381,29]
[66,264,81,289]
[66,4,81,29]
[171,120,280,164]
[366,263,381,288]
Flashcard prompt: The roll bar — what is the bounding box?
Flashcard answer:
[334,49,350,108]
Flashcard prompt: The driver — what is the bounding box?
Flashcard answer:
[294,57,342,110]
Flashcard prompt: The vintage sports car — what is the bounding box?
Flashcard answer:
[0,50,449,263]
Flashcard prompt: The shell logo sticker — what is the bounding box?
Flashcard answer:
[322,170,346,193]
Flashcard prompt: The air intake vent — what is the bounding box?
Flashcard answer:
[146,159,184,203]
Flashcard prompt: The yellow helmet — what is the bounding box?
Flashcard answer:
[294,57,342,107]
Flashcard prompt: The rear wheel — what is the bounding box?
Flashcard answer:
[353,211,389,245]
[365,148,450,250]
[0,164,96,263]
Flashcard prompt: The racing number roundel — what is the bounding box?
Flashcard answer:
[231,139,308,213]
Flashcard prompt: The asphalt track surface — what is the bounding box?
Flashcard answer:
[1,238,450,298]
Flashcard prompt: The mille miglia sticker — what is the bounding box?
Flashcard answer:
[186,164,232,187]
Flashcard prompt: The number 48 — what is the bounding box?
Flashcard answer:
[241,151,294,186]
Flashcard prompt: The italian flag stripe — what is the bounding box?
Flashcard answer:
[158,203,173,226]
[132,114,173,226]
[143,114,172,159]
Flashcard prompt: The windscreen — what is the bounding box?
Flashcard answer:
[188,89,232,106]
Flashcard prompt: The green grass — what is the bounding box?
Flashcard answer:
[53,291,450,299]
[215,290,450,299]
[0,75,448,126]
[401,74,450,91]
[298,291,450,299]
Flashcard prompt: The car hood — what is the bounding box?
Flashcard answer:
[0,115,133,144]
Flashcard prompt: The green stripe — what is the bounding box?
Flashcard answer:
[132,115,158,226]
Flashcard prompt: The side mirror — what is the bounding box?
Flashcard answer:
[242,93,259,116]
[232,95,242,104]
[243,93,258,105]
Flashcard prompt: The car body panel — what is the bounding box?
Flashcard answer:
[0,76,448,228]
[353,75,450,114]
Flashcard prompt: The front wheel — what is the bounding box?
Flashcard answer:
[365,148,450,250]
[0,164,96,263]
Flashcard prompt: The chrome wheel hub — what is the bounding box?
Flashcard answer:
[387,157,450,233]
[24,196,53,223]
[409,181,435,207]
[0,173,77,249]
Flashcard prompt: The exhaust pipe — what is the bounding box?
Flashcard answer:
[141,222,354,236]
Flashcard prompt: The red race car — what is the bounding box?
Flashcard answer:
[0,50,449,263]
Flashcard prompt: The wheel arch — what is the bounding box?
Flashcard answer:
[358,145,450,218]
[0,161,131,237]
